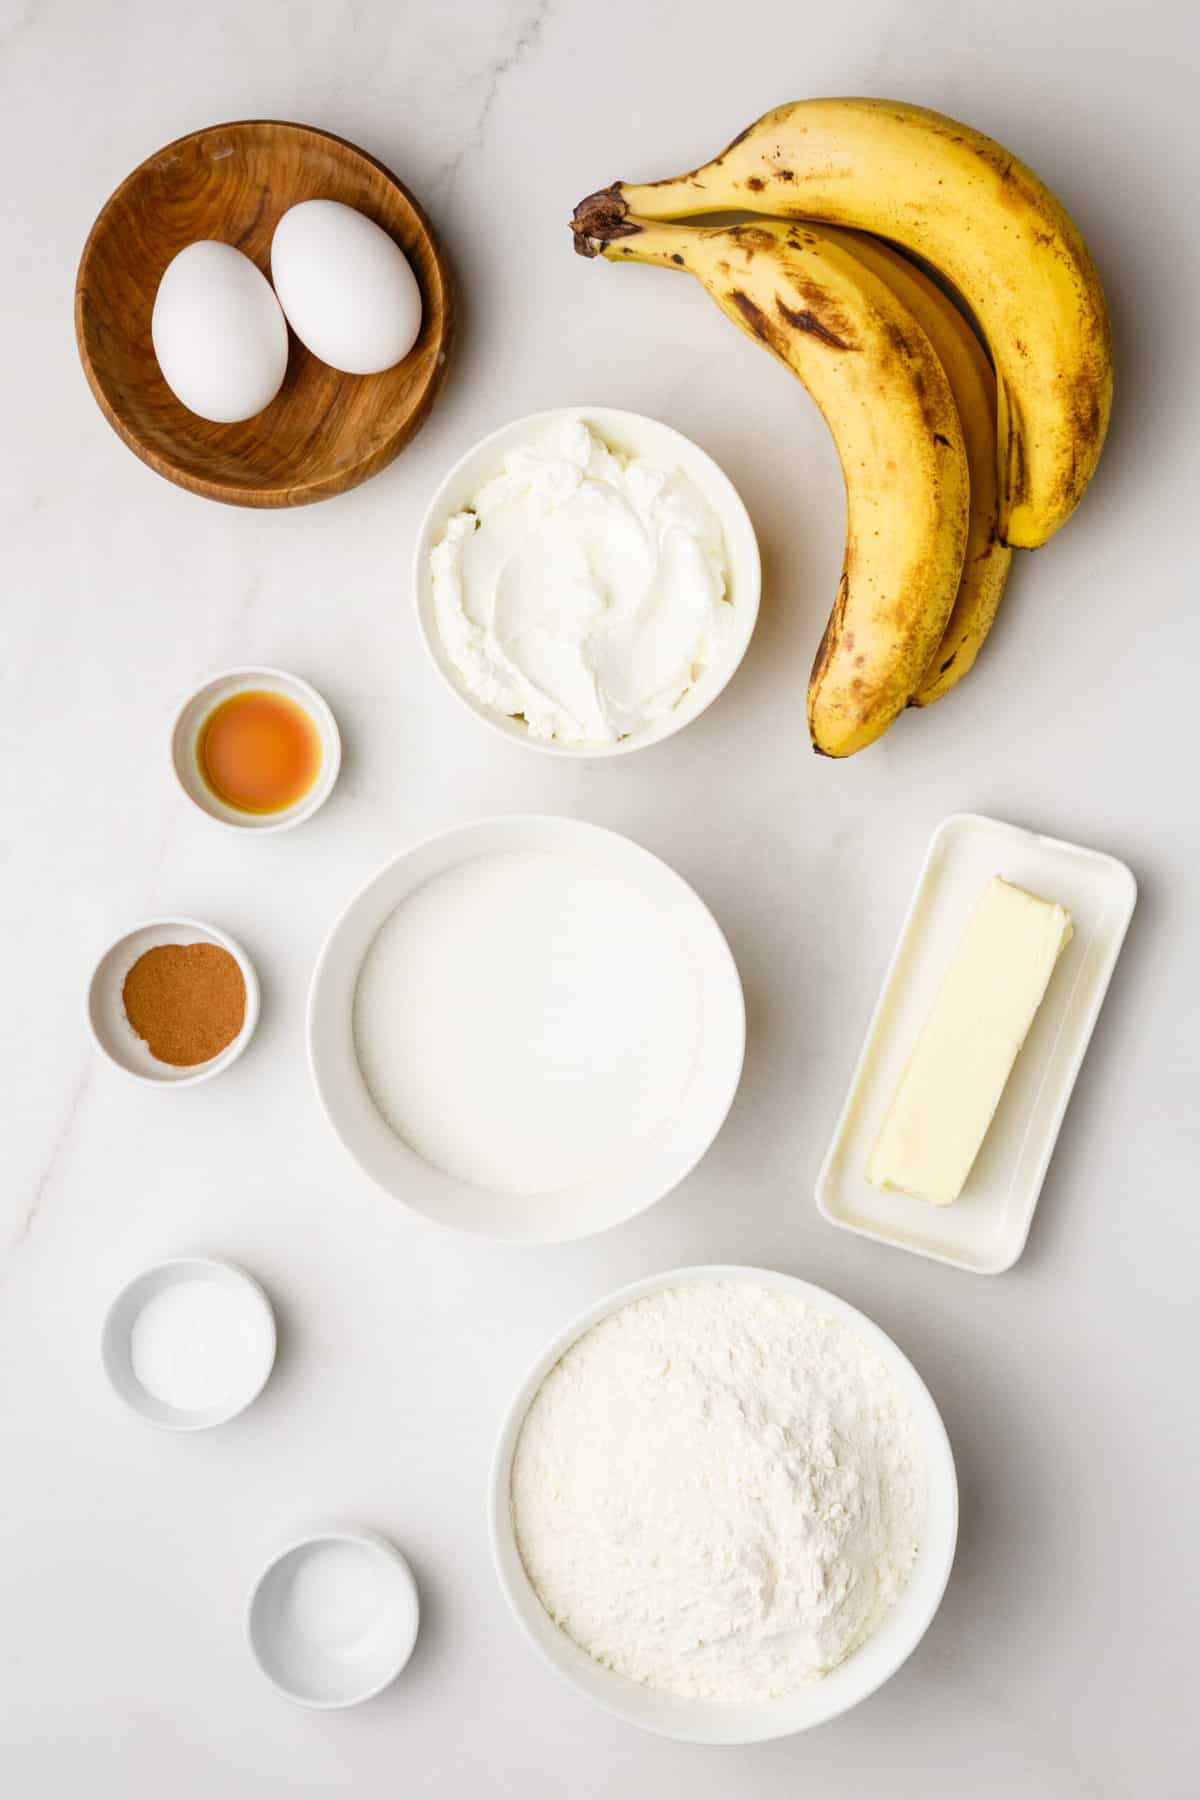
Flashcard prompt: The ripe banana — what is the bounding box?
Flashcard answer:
[825,229,1013,706]
[573,212,969,755]
[573,99,1112,549]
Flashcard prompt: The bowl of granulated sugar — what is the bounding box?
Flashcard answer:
[308,815,745,1242]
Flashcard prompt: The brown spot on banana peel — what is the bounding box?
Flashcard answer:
[728,289,789,358]
[783,274,859,345]
[1071,368,1103,447]
[728,225,778,256]
[998,391,1027,545]
[883,319,917,360]
[775,298,852,350]
[809,568,852,734]
[909,646,958,703]
[729,281,859,370]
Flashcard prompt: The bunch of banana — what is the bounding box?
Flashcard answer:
[571,99,1111,756]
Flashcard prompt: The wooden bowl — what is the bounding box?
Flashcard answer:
[75,120,454,507]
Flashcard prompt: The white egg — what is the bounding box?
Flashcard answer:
[152,242,289,424]
[270,200,423,376]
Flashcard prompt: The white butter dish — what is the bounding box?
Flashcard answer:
[815,813,1136,1274]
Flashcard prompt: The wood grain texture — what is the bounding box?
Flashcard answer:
[75,120,454,508]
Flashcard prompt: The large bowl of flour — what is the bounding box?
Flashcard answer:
[489,1265,957,1742]
[307,816,745,1241]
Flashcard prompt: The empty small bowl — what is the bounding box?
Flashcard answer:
[170,667,341,832]
[247,1528,420,1707]
[87,916,260,1086]
[101,1257,276,1431]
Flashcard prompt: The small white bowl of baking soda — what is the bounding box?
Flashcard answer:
[247,1527,420,1708]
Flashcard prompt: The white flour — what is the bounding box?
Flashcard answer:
[511,1282,926,1702]
[352,851,701,1196]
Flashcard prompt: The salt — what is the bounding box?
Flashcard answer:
[129,1278,265,1412]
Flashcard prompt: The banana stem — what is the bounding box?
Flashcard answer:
[571,196,695,267]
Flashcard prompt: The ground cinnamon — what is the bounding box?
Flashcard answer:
[122,943,246,1067]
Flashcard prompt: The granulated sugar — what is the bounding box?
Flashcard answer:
[352,850,701,1196]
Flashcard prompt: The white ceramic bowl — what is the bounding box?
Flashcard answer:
[86,916,260,1086]
[101,1257,276,1431]
[247,1528,420,1708]
[413,407,760,757]
[489,1264,958,1744]
[170,666,341,832]
[307,815,745,1242]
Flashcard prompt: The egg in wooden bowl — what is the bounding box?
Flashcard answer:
[74,119,454,507]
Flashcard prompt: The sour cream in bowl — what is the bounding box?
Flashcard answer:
[414,410,760,757]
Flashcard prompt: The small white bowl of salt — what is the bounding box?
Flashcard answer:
[101,1257,276,1431]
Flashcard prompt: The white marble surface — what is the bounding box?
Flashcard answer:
[4,1,1198,1793]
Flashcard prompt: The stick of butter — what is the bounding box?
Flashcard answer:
[868,876,1073,1206]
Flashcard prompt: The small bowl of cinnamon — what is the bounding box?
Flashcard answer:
[87,917,260,1086]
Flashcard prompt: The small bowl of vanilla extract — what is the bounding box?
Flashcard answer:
[171,667,341,832]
